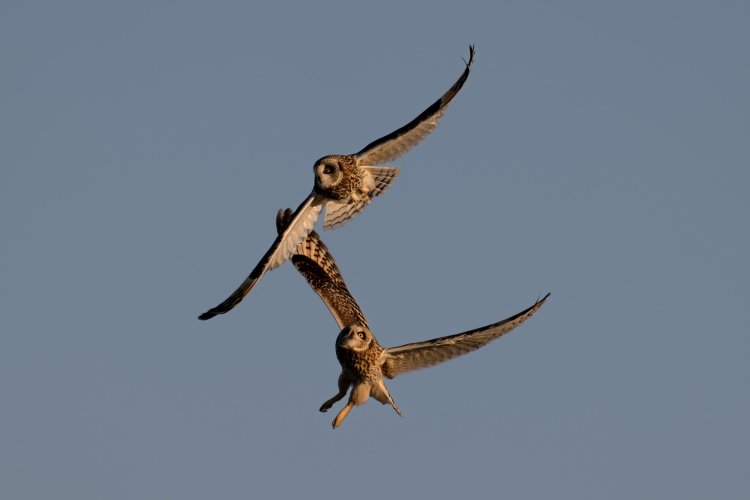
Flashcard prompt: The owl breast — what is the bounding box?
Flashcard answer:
[336,341,384,382]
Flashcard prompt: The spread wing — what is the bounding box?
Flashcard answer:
[355,45,475,166]
[198,194,324,320]
[381,293,549,379]
[276,208,369,329]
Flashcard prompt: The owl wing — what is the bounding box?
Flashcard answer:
[276,208,369,329]
[322,166,400,230]
[198,194,324,320]
[354,45,475,166]
[381,293,549,379]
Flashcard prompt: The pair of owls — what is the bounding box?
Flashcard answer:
[200,47,549,428]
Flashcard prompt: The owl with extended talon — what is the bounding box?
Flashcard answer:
[199,46,475,320]
[275,208,549,429]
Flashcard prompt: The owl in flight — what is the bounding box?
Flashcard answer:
[275,209,549,428]
[199,46,475,320]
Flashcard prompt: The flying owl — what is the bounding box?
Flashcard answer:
[199,46,476,320]
[275,209,549,429]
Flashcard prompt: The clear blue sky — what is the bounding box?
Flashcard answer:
[2,1,748,498]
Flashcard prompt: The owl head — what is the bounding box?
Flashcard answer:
[313,155,344,190]
[336,324,372,352]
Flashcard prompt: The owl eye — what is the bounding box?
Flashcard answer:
[357,331,366,340]
[323,165,334,175]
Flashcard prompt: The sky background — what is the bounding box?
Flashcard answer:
[2,1,749,498]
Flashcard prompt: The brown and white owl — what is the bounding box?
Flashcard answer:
[199,46,475,320]
[275,208,549,428]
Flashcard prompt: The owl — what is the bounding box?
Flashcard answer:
[199,46,475,320]
[275,209,549,428]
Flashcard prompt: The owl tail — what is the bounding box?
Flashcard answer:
[362,166,400,198]
[372,379,403,418]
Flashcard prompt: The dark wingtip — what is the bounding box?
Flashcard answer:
[534,292,551,307]
[198,310,217,321]
[463,45,476,69]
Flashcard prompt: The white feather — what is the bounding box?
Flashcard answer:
[268,194,323,269]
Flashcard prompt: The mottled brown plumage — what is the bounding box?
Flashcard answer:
[277,208,549,429]
[312,155,362,201]
[198,46,475,320]
[275,209,368,329]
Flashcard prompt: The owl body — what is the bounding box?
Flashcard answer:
[329,324,400,423]
[198,47,475,320]
[274,207,549,429]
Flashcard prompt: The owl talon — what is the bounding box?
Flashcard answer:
[320,383,348,413]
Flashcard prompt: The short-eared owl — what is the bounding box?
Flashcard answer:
[199,46,475,320]
[275,209,549,429]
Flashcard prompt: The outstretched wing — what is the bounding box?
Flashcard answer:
[276,208,369,329]
[355,45,475,166]
[381,293,549,379]
[198,194,324,320]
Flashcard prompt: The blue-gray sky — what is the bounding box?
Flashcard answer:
[2,1,749,498]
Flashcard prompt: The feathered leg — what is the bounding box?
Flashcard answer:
[332,382,370,429]
[332,401,354,429]
[320,372,350,413]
